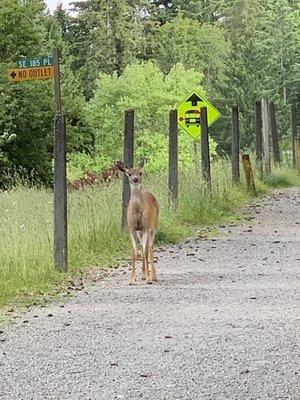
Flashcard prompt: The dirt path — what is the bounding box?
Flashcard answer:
[1,188,299,400]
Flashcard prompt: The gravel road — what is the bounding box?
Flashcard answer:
[1,188,299,400]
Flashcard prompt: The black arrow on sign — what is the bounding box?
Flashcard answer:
[186,93,202,106]
[10,71,16,79]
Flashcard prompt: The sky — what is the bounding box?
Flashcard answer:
[44,0,73,13]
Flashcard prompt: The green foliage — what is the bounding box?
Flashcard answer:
[262,166,300,188]
[67,152,111,181]
[86,61,215,173]
[153,15,230,93]
[222,0,299,149]
[0,0,45,60]
[68,0,144,99]
[0,78,55,185]
[1,0,300,184]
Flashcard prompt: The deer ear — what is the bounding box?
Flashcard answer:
[138,158,145,170]
[115,160,126,172]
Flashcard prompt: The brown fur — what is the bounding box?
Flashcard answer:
[116,161,159,284]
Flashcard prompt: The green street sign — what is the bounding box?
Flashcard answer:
[16,57,53,69]
[176,91,220,139]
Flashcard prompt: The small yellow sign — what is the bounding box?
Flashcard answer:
[8,66,54,82]
[176,91,220,139]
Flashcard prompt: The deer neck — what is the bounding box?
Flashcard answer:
[130,186,144,213]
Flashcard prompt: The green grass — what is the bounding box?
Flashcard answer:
[261,165,300,187]
[0,159,298,308]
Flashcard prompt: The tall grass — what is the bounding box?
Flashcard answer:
[0,159,298,307]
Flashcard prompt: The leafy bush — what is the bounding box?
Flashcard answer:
[83,61,218,175]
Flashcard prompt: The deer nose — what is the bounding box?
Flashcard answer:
[133,177,139,183]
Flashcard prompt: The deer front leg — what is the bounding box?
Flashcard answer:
[141,249,146,280]
[142,233,152,284]
[149,231,157,282]
[149,245,157,282]
[129,231,138,285]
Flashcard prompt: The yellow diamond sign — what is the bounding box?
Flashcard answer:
[176,91,220,139]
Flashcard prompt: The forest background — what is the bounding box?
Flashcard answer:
[0,0,299,185]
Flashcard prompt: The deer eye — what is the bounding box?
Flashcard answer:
[128,173,131,177]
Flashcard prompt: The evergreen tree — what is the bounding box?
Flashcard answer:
[68,0,143,98]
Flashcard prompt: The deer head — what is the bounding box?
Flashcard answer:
[116,160,145,189]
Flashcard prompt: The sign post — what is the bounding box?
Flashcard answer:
[231,106,240,183]
[8,49,68,272]
[200,107,211,190]
[168,110,178,209]
[176,91,219,192]
[53,48,68,272]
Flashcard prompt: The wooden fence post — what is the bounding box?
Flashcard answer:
[269,101,281,164]
[200,107,211,190]
[295,137,300,172]
[168,110,178,209]
[291,104,298,167]
[121,109,134,230]
[255,100,263,176]
[261,98,271,174]
[242,154,257,195]
[231,106,240,183]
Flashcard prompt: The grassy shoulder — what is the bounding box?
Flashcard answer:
[0,160,299,311]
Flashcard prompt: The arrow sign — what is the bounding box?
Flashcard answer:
[187,93,202,106]
[8,66,54,82]
[176,91,220,139]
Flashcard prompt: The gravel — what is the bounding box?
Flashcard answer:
[0,188,299,400]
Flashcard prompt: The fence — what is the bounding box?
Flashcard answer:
[120,99,300,227]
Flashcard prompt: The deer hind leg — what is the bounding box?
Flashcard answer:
[141,232,152,284]
[149,231,157,282]
[129,231,139,285]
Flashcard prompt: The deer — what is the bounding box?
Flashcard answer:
[116,160,159,285]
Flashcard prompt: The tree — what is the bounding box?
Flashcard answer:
[149,0,226,24]
[84,62,207,173]
[153,15,230,95]
[0,0,55,185]
[67,0,143,98]
[220,0,299,148]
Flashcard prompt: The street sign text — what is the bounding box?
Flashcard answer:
[8,66,54,82]
[16,57,53,68]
